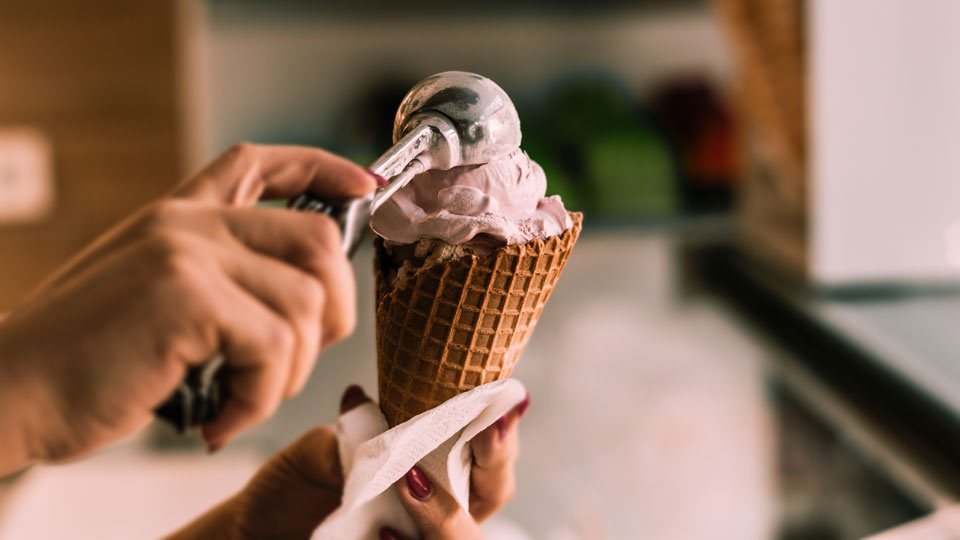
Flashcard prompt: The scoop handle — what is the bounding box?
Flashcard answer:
[153,355,227,434]
[287,193,373,257]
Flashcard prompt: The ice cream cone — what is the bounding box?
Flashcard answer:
[374,212,582,426]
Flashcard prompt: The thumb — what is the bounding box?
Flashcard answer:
[394,466,482,540]
[172,143,376,206]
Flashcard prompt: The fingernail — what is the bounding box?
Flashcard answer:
[514,393,531,418]
[405,466,432,500]
[379,527,402,540]
[366,169,388,188]
[206,441,223,454]
[340,384,366,411]
[496,416,507,440]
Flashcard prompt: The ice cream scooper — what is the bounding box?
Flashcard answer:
[288,70,522,255]
[155,71,522,433]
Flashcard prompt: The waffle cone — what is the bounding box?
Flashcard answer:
[375,212,582,426]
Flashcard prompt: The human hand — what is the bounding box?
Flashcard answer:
[165,386,528,540]
[0,144,376,475]
[379,389,530,540]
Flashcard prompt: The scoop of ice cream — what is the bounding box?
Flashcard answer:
[371,149,571,245]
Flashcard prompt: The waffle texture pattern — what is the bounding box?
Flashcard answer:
[375,212,582,426]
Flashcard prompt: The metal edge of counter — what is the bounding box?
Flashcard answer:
[690,243,960,508]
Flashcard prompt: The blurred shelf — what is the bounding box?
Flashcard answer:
[207,0,707,17]
[569,211,734,233]
[692,243,960,508]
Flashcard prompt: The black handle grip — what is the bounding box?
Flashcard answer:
[288,192,371,256]
[287,192,343,216]
[154,360,229,434]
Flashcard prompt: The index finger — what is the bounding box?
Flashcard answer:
[172,143,377,206]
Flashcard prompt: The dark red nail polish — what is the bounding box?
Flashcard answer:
[379,527,402,540]
[514,393,531,418]
[405,466,432,500]
[340,384,366,412]
[496,416,507,440]
[366,169,388,187]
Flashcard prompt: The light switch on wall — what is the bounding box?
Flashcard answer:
[0,128,54,223]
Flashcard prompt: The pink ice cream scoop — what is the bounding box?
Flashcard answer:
[371,149,571,245]
[290,71,531,254]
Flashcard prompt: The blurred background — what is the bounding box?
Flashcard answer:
[1,0,959,538]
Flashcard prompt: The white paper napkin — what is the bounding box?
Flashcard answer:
[311,379,527,539]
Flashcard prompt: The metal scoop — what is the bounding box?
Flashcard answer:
[155,71,522,433]
[288,71,522,255]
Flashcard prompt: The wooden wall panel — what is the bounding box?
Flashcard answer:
[0,1,185,308]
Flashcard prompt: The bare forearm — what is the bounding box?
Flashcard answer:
[0,407,33,478]
[0,325,39,477]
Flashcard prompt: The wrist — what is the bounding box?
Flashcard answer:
[0,318,45,476]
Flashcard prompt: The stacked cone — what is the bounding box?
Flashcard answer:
[375,212,583,427]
